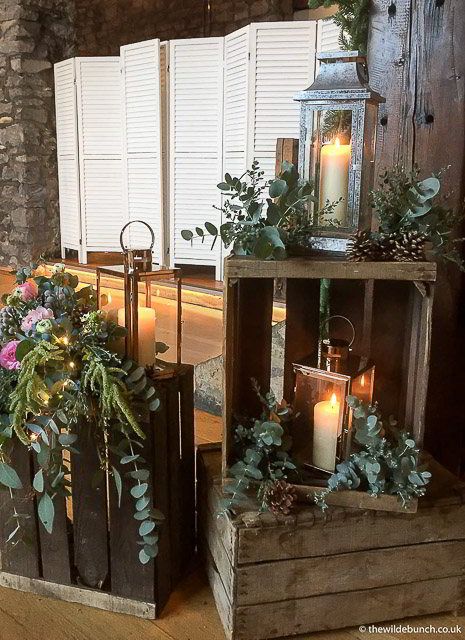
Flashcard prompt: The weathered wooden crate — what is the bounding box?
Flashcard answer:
[0,365,195,619]
[223,256,437,510]
[199,446,465,640]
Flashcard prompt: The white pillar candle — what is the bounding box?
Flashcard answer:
[313,393,340,472]
[101,292,119,323]
[117,306,156,366]
[319,138,351,226]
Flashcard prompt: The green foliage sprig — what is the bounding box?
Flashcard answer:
[315,396,432,510]
[372,166,465,269]
[0,262,163,563]
[221,381,297,515]
[182,161,339,261]
[308,0,370,53]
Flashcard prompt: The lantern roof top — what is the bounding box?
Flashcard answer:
[294,49,385,104]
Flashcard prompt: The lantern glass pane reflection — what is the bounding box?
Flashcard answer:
[293,357,375,474]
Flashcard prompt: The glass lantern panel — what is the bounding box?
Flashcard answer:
[350,364,375,405]
[314,108,353,228]
[293,368,349,473]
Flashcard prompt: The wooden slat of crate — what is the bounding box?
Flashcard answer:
[199,448,465,640]
[71,424,109,589]
[233,577,461,640]
[178,366,196,571]
[224,257,437,282]
[109,413,156,602]
[0,442,40,578]
[35,456,71,585]
[223,278,274,472]
[283,278,320,402]
[152,384,172,610]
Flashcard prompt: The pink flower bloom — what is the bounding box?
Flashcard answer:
[0,341,20,370]
[21,306,54,332]
[16,279,39,302]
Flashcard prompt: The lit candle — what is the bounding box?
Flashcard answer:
[101,292,118,322]
[117,307,156,366]
[319,137,351,225]
[313,393,340,472]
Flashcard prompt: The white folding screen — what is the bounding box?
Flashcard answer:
[168,38,224,275]
[54,59,82,260]
[120,39,164,263]
[75,58,124,257]
[246,21,317,180]
[55,20,335,272]
[317,18,340,52]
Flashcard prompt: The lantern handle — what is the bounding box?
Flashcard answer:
[119,220,155,252]
[322,315,356,348]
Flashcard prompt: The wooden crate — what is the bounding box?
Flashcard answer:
[198,446,465,640]
[223,256,437,509]
[0,365,195,619]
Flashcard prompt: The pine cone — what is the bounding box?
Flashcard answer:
[346,230,378,262]
[0,306,21,340]
[265,480,297,516]
[378,233,396,261]
[391,230,428,262]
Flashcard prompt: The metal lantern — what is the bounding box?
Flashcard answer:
[294,51,385,253]
[96,220,182,367]
[293,316,375,474]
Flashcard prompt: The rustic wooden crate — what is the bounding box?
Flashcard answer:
[0,365,195,619]
[223,256,437,510]
[198,445,465,640]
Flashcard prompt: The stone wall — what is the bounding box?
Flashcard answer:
[0,0,75,268]
[76,0,294,56]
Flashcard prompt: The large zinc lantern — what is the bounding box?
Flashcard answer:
[295,51,385,252]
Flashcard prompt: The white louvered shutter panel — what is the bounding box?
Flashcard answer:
[248,22,317,181]
[160,42,170,265]
[223,26,249,180]
[75,58,124,256]
[317,19,341,52]
[169,38,224,273]
[121,40,164,262]
[54,59,82,259]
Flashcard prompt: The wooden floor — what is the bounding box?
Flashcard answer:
[0,412,463,640]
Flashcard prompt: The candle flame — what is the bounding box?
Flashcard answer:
[330,393,337,408]
[107,294,112,304]
[334,137,341,147]
[360,374,365,387]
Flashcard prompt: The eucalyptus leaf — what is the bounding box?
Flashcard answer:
[139,548,151,564]
[112,466,122,508]
[131,483,148,499]
[33,468,44,493]
[38,492,55,534]
[139,520,156,536]
[0,463,22,489]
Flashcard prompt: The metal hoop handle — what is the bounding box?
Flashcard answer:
[322,315,356,348]
[119,220,155,252]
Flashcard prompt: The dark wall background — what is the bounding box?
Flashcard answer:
[75,0,293,56]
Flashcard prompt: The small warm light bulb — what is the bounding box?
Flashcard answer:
[69,361,75,369]
[62,336,69,346]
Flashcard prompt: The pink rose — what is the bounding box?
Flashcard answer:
[0,341,20,370]
[16,279,39,302]
[21,306,54,332]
